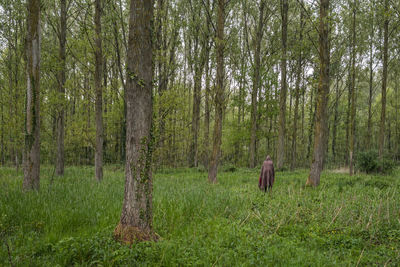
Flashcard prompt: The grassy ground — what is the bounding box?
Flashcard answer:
[0,165,399,266]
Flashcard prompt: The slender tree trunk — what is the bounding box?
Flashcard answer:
[378,0,389,160]
[332,75,340,162]
[277,0,288,170]
[249,0,265,168]
[56,0,67,176]
[94,0,103,181]
[112,3,127,163]
[190,38,207,167]
[307,85,315,160]
[208,0,225,183]
[23,0,41,191]
[349,1,357,176]
[203,46,211,168]
[366,23,374,150]
[306,0,330,187]
[290,6,303,171]
[1,87,4,165]
[114,0,156,244]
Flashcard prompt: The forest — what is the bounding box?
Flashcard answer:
[1,0,400,265]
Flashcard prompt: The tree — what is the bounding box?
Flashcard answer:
[306,0,330,187]
[378,0,389,159]
[23,0,41,191]
[56,0,67,176]
[249,0,265,168]
[290,2,304,171]
[94,0,104,181]
[208,0,226,183]
[114,0,156,243]
[349,0,357,176]
[277,0,288,170]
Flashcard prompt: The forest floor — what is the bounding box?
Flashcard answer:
[0,165,399,266]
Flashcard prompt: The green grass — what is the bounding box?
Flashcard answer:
[1,166,400,266]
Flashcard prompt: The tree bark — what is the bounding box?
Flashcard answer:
[114,0,156,244]
[23,0,41,191]
[94,0,103,181]
[290,5,303,171]
[306,0,330,187]
[208,0,225,183]
[277,0,288,170]
[249,0,265,168]
[366,17,374,150]
[332,75,340,162]
[56,0,67,176]
[349,1,357,176]
[378,0,389,160]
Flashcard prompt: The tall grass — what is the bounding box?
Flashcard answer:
[1,166,399,266]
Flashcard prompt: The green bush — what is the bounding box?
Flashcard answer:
[356,150,396,174]
[356,150,378,173]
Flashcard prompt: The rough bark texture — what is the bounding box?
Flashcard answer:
[56,0,67,176]
[23,0,41,191]
[249,0,265,168]
[378,0,388,160]
[208,0,225,184]
[277,0,288,170]
[114,0,156,244]
[290,6,303,171]
[94,0,103,181]
[306,0,330,187]
[349,2,356,176]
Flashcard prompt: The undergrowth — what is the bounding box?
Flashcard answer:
[0,166,399,266]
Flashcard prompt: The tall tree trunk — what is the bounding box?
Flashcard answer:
[349,1,357,176]
[114,0,156,244]
[56,0,67,176]
[190,37,207,167]
[249,0,265,168]
[306,0,330,187]
[306,85,315,160]
[23,0,41,191]
[208,0,225,183]
[332,75,340,162]
[277,0,288,169]
[94,0,103,181]
[378,0,389,160]
[290,5,303,171]
[366,19,374,150]
[1,87,4,165]
[203,45,211,168]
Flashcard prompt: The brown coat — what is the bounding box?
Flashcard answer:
[259,156,275,191]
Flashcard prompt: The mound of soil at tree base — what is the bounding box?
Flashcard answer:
[114,223,159,244]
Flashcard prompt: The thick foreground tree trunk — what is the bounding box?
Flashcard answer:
[23,0,41,191]
[306,0,330,187]
[114,0,156,244]
[208,0,225,183]
[94,0,103,181]
[277,0,288,170]
[56,0,67,176]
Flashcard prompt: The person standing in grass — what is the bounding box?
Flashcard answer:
[258,155,275,192]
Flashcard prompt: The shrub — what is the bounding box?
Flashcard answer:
[356,150,378,174]
[356,150,396,174]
